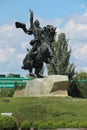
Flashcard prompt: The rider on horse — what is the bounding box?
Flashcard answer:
[15,9,58,77]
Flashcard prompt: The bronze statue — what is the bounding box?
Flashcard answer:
[15,9,58,78]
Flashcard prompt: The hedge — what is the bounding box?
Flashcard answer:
[20,120,30,130]
[65,121,78,128]
[0,115,18,130]
[79,121,87,128]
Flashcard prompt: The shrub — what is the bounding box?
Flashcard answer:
[35,120,66,129]
[33,120,41,129]
[14,84,26,90]
[46,121,54,128]
[79,82,87,98]
[53,121,66,128]
[65,121,78,128]
[38,122,49,129]
[79,121,87,128]
[68,78,82,98]
[0,88,15,97]
[20,120,30,130]
[0,115,18,130]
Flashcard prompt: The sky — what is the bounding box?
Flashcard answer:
[0,0,87,76]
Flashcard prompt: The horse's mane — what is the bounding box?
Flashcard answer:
[43,25,56,53]
[43,25,56,43]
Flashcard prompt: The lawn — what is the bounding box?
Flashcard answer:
[0,96,87,123]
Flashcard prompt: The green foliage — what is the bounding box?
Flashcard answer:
[79,121,87,128]
[68,78,83,98]
[65,121,78,128]
[0,85,26,97]
[39,122,51,129]
[68,72,87,98]
[19,120,87,129]
[76,72,87,80]
[54,33,71,74]
[7,73,20,78]
[0,115,18,130]
[0,97,87,124]
[52,121,66,128]
[48,32,75,79]
[33,120,41,129]
[78,82,87,98]
[20,120,30,130]
[38,121,55,129]
[66,64,75,80]
[0,88,15,97]
[14,84,26,90]
[75,72,87,98]
[7,73,14,77]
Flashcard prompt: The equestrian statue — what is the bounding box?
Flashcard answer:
[15,9,58,78]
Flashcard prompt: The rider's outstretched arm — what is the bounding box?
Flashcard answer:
[29,9,34,29]
[15,22,28,33]
[26,9,34,35]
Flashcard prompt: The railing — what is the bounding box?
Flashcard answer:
[0,77,31,88]
[78,80,87,83]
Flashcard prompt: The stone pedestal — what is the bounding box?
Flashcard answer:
[24,75,68,97]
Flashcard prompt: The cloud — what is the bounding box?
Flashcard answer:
[16,53,25,63]
[0,47,15,63]
[73,44,87,60]
[83,9,87,16]
[21,42,28,49]
[0,23,30,75]
[63,19,87,41]
[82,67,87,72]
[60,10,87,72]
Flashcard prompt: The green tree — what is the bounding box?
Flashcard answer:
[75,72,87,98]
[7,73,20,78]
[48,32,75,79]
[76,72,87,80]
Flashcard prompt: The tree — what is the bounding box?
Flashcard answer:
[48,32,81,97]
[48,32,75,80]
[76,72,87,80]
[7,73,20,78]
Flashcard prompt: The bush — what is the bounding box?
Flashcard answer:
[34,120,66,129]
[79,121,87,128]
[79,82,87,98]
[65,121,78,128]
[68,78,82,98]
[38,122,49,129]
[46,121,54,128]
[33,120,54,129]
[14,84,26,90]
[53,121,66,128]
[0,115,18,130]
[20,120,30,130]
[0,88,15,97]
[33,120,41,129]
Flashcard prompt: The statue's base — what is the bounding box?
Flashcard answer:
[25,75,68,97]
[14,75,68,97]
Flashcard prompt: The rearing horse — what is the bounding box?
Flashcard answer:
[22,25,58,77]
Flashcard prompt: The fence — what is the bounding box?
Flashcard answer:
[0,77,31,88]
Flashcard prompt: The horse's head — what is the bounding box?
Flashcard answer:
[43,25,56,43]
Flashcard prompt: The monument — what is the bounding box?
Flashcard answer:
[15,9,68,97]
[15,9,58,78]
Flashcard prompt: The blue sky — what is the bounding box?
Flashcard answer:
[0,0,87,76]
[0,0,86,24]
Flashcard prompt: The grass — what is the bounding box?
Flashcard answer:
[0,96,87,123]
